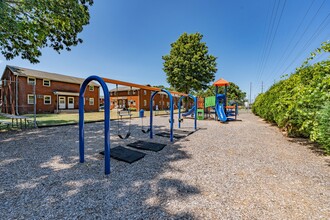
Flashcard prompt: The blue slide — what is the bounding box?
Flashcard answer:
[216,103,227,122]
[182,106,195,117]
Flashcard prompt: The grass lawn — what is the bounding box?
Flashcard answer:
[0,109,179,128]
[24,110,176,127]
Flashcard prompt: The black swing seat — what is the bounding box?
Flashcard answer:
[118,132,131,139]
[141,128,150,133]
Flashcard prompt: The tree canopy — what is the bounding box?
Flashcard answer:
[162,32,217,94]
[0,0,93,63]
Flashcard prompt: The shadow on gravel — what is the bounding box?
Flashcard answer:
[288,138,328,157]
[0,119,200,219]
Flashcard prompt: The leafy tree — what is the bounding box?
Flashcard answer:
[162,32,217,95]
[0,0,93,63]
[226,82,247,105]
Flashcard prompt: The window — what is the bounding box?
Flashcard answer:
[167,102,169,107]
[89,98,94,105]
[132,90,136,95]
[153,100,155,106]
[144,90,147,95]
[27,77,36,85]
[43,79,51,87]
[44,95,51,105]
[144,99,147,106]
[89,85,94,91]
[28,94,35,104]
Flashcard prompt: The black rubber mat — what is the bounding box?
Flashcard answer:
[173,129,195,136]
[127,140,166,152]
[155,132,186,139]
[99,146,146,163]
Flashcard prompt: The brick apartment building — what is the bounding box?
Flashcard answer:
[1,66,100,114]
[109,86,182,111]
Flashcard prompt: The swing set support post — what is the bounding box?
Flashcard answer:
[79,76,111,175]
[150,89,174,142]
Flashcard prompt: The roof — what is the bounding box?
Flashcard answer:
[110,86,174,96]
[4,65,99,86]
[213,78,230,86]
[110,86,140,92]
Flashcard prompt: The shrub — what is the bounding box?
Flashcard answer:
[311,102,330,154]
[252,41,330,152]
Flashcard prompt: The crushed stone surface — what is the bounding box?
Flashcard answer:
[0,112,329,219]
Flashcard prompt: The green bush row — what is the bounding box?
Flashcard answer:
[252,42,330,154]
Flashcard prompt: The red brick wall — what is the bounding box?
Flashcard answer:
[108,89,179,111]
[1,68,99,114]
[109,90,140,110]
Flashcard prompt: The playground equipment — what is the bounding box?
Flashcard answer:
[139,109,150,133]
[149,89,174,142]
[215,94,227,122]
[177,94,198,130]
[115,84,132,139]
[213,78,238,122]
[79,75,111,174]
[79,76,187,174]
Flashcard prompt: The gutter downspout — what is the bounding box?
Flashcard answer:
[15,75,19,115]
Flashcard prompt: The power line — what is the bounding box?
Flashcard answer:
[274,13,330,80]
[258,0,287,82]
[270,0,316,76]
[274,0,327,76]
[256,0,279,82]
[255,2,273,79]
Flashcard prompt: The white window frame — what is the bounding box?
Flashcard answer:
[89,98,94,105]
[27,77,36,85]
[89,85,94,91]
[144,99,147,106]
[27,94,35,105]
[144,90,147,95]
[43,79,51,87]
[44,95,51,105]
[132,90,136,95]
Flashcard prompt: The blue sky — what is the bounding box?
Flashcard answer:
[1,0,329,101]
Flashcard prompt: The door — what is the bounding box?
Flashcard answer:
[68,97,74,109]
[59,96,66,109]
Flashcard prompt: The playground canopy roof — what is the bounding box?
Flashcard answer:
[213,78,230,87]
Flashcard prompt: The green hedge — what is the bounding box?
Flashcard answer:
[253,42,330,154]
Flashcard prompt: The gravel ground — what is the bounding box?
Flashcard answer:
[0,112,329,219]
